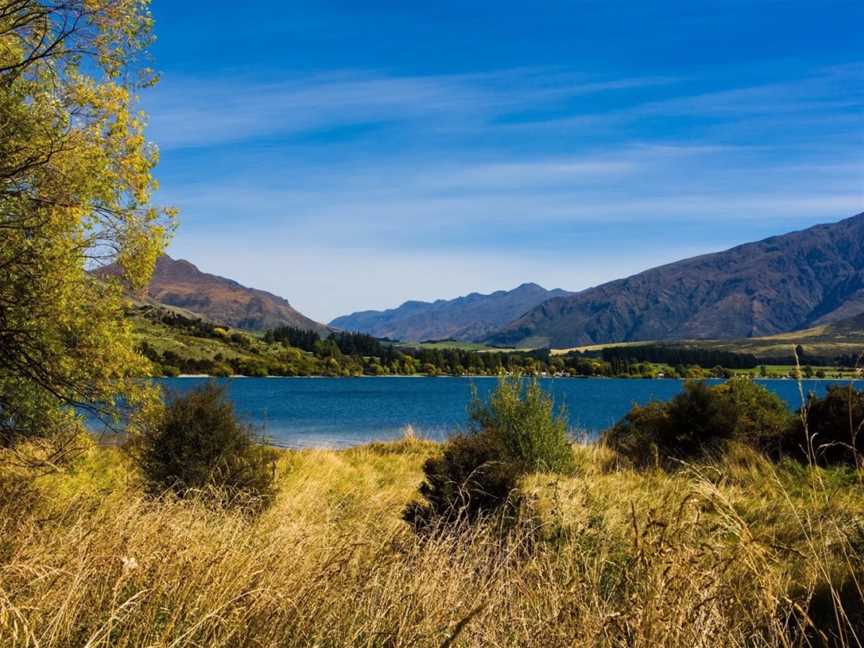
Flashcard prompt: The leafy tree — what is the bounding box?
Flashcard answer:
[0,1,174,460]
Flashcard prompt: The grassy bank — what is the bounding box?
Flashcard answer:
[131,304,864,380]
[2,437,862,646]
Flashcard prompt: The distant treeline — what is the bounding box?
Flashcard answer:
[600,344,862,370]
[265,327,386,357]
[259,327,742,378]
[600,345,760,370]
[138,316,862,378]
[266,325,553,376]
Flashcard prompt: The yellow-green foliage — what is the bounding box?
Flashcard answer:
[130,311,316,375]
[0,1,174,453]
[1,438,862,647]
[469,377,575,473]
[131,315,250,365]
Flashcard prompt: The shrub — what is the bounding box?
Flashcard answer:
[403,431,520,532]
[602,401,670,467]
[789,384,864,466]
[604,378,792,468]
[212,363,233,378]
[469,377,575,473]
[405,378,573,533]
[723,377,794,452]
[126,383,278,508]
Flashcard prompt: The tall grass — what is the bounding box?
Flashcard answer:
[1,439,862,646]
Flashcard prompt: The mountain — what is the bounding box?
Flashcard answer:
[587,310,864,363]
[823,310,864,337]
[486,212,864,349]
[330,283,572,342]
[102,255,328,333]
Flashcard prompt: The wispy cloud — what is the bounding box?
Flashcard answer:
[150,62,863,321]
[145,69,680,150]
[159,143,863,248]
[489,65,864,145]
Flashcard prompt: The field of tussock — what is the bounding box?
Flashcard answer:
[1,437,863,647]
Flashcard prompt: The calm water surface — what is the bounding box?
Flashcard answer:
[155,377,864,449]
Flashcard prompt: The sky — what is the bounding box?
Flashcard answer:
[145,0,864,323]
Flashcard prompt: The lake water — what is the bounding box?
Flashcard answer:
[153,377,864,449]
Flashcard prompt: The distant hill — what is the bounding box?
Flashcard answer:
[823,311,864,336]
[330,283,572,342]
[485,212,864,349]
[564,310,864,364]
[100,255,328,333]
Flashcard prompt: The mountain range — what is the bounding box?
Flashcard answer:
[114,213,864,350]
[103,255,329,334]
[329,283,571,342]
[486,212,864,348]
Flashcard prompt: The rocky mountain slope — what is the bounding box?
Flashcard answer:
[330,283,571,342]
[102,255,328,333]
[486,212,864,348]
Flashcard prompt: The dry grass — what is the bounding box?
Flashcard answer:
[1,438,862,647]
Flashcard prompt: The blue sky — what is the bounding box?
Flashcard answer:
[145,1,864,322]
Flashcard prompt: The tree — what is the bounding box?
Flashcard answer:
[0,1,174,462]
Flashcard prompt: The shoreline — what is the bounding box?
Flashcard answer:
[170,374,864,381]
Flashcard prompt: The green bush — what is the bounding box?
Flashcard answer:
[402,432,520,532]
[404,378,574,533]
[469,377,575,473]
[604,379,792,468]
[789,384,864,466]
[723,377,795,452]
[126,383,278,509]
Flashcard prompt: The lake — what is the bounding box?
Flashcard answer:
[151,377,864,448]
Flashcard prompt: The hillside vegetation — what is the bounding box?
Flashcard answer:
[130,305,552,377]
[690,313,864,362]
[130,304,864,379]
[559,314,864,362]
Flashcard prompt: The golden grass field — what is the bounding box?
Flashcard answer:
[1,436,862,647]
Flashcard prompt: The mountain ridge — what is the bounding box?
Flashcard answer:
[99,255,329,334]
[330,283,571,342]
[485,212,864,348]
